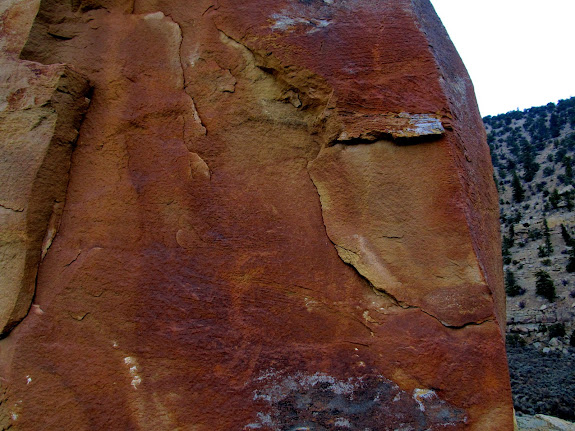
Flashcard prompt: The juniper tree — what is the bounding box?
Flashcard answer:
[564,156,573,182]
[548,323,566,338]
[538,219,554,257]
[561,224,573,246]
[511,171,525,203]
[502,241,512,265]
[567,248,575,273]
[543,218,553,255]
[566,193,574,211]
[503,223,515,249]
[520,142,539,182]
[549,189,561,209]
[550,112,562,138]
[505,269,524,297]
[535,270,556,302]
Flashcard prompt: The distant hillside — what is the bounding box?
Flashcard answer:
[483,97,575,420]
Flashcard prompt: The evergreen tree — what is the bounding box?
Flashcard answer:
[520,142,539,182]
[548,323,566,338]
[567,248,575,273]
[535,270,556,301]
[511,171,525,203]
[564,156,573,182]
[538,245,550,258]
[561,224,573,246]
[543,166,555,177]
[507,223,515,247]
[543,218,553,255]
[549,188,561,209]
[528,117,550,142]
[565,193,574,211]
[550,112,561,138]
[502,241,512,265]
[505,269,524,296]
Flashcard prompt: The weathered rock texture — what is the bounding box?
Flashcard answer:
[516,414,575,431]
[0,0,512,429]
[0,0,90,336]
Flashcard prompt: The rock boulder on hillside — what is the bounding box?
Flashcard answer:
[0,0,513,429]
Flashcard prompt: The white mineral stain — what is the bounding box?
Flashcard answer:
[335,417,351,428]
[363,310,378,324]
[254,368,279,382]
[412,388,436,412]
[399,113,445,137]
[303,297,318,312]
[124,356,142,390]
[144,11,165,20]
[307,19,331,34]
[188,45,201,67]
[338,131,349,140]
[131,375,142,390]
[31,304,44,315]
[271,11,331,32]
[256,412,273,426]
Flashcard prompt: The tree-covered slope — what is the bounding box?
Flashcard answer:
[484,98,575,419]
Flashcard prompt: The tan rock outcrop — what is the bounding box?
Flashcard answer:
[0,0,512,429]
[516,414,575,431]
[0,0,90,335]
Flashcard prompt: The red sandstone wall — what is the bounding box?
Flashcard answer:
[0,0,512,429]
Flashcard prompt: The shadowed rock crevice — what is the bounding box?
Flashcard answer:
[0,203,24,213]
[167,13,207,139]
[330,131,445,147]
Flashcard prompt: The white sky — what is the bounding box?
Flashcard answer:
[429,0,575,117]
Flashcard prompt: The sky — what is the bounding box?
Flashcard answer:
[429,0,575,117]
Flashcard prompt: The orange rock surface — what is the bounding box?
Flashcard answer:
[0,0,513,429]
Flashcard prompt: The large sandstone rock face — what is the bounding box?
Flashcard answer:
[0,0,513,429]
